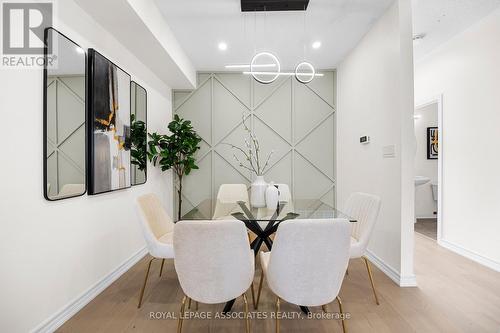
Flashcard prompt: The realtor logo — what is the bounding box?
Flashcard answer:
[2,2,52,55]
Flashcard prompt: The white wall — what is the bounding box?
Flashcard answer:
[337,0,416,285]
[415,7,500,271]
[0,0,174,332]
[414,103,438,218]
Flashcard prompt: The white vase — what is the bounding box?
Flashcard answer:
[266,182,279,210]
[250,175,267,208]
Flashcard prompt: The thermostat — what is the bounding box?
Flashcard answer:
[360,136,370,144]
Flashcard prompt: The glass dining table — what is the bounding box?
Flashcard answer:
[181,198,357,314]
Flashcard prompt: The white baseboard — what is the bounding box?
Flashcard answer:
[32,247,148,333]
[415,216,437,220]
[364,250,417,287]
[438,239,500,273]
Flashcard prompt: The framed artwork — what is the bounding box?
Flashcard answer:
[427,127,438,160]
[87,49,131,195]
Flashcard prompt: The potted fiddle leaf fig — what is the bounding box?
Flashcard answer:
[148,114,202,221]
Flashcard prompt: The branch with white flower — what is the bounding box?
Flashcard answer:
[223,113,275,176]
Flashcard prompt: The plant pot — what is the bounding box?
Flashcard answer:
[250,175,267,208]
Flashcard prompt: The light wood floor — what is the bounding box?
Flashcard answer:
[58,234,500,332]
[414,218,437,240]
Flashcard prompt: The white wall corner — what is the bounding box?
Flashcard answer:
[31,247,148,333]
[72,0,196,89]
[127,0,196,88]
[365,250,417,287]
[398,0,417,284]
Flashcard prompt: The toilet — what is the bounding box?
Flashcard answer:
[431,181,438,202]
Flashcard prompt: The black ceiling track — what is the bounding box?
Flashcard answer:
[241,0,309,12]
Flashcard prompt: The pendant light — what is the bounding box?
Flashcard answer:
[225,6,322,84]
[294,5,315,84]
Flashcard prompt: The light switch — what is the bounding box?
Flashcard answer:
[383,145,396,158]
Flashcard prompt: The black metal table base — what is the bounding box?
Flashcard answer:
[222,203,311,313]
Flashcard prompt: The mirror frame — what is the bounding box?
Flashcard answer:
[87,48,132,195]
[43,27,88,201]
[130,81,148,186]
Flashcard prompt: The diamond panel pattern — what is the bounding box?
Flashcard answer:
[176,79,212,144]
[174,72,336,217]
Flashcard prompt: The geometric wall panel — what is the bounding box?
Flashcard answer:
[213,153,251,200]
[173,91,190,109]
[215,73,251,107]
[254,75,289,107]
[213,79,248,144]
[176,80,212,144]
[262,152,293,191]
[296,113,335,179]
[253,117,291,167]
[254,79,292,142]
[294,152,333,200]
[303,71,335,107]
[174,71,336,217]
[294,81,333,142]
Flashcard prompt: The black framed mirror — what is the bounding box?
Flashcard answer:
[43,28,87,201]
[130,81,147,186]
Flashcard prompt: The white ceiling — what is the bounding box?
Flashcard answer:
[412,0,500,60]
[155,0,394,70]
[74,0,196,89]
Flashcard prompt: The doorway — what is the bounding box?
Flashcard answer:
[414,96,442,241]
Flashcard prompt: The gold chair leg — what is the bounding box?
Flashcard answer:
[346,268,349,276]
[255,269,264,309]
[336,296,347,333]
[362,256,380,305]
[159,259,165,277]
[177,296,187,333]
[243,293,250,333]
[275,297,281,333]
[322,304,328,313]
[187,298,199,311]
[138,258,155,308]
[250,283,256,309]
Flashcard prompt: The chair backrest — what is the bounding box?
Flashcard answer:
[276,183,294,213]
[344,192,381,252]
[212,184,249,219]
[266,219,351,306]
[174,220,254,304]
[136,194,174,253]
[261,183,294,218]
[275,184,291,202]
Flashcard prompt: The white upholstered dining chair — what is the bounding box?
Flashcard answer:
[173,220,254,333]
[344,192,382,305]
[136,193,175,308]
[212,184,249,219]
[255,219,351,333]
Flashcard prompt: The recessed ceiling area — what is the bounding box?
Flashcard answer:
[155,0,394,70]
[412,0,500,60]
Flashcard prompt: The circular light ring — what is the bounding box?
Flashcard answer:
[250,52,280,84]
[295,61,315,84]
